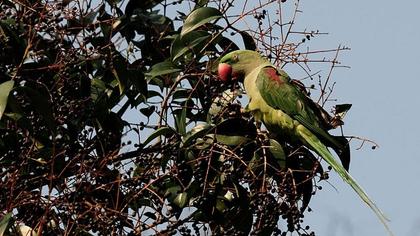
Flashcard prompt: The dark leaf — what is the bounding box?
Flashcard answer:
[300,178,313,212]
[146,60,181,78]
[216,36,240,52]
[125,0,165,16]
[144,212,157,220]
[172,89,193,100]
[140,106,155,117]
[175,107,187,135]
[182,123,214,147]
[147,90,163,99]
[171,31,211,61]
[181,7,222,37]
[0,19,27,62]
[231,183,253,234]
[128,70,147,96]
[90,78,108,102]
[98,5,113,38]
[194,0,209,9]
[217,118,257,138]
[334,103,352,120]
[106,0,122,5]
[142,126,176,147]
[165,185,181,200]
[239,31,257,51]
[269,139,286,169]
[213,134,250,146]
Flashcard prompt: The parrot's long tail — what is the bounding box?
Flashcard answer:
[296,125,393,236]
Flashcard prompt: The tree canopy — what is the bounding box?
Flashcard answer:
[0,0,363,235]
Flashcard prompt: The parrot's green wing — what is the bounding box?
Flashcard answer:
[255,67,341,149]
[254,66,392,235]
[290,79,344,130]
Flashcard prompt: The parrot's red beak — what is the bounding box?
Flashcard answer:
[218,63,232,82]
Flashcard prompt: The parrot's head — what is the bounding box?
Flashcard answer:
[218,50,267,82]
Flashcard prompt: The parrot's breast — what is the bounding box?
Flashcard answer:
[244,65,296,135]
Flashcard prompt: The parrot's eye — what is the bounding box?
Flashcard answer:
[233,54,239,62]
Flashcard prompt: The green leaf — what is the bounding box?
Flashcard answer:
[142,126,176,147]
[83,8,99,24]
[98,5,112,38]
[91,78,108,102]
[269,139,286,169]
[165,185,181,200]
[146,61,181,78]
[3,112,22,121]
[181,7,222,37]
[182,123,214,147]
[215,197,226,212]
[173,192,188,208]
[248,152,261,174]
[194,0,209,9]
[0,80,14,120]
[223,190,234,201]
[172,89,192,100]
[175,107,187,135]
[129,197,153,210]
[0,212,12,236]
[171,31,211,61]
[191,137,213,150]
[210,134,251,146]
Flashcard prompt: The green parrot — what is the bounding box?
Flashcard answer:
[217,50,392,234]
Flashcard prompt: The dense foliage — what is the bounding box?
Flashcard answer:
[0,0,354,235]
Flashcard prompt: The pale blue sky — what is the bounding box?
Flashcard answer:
[293,1,420,235]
